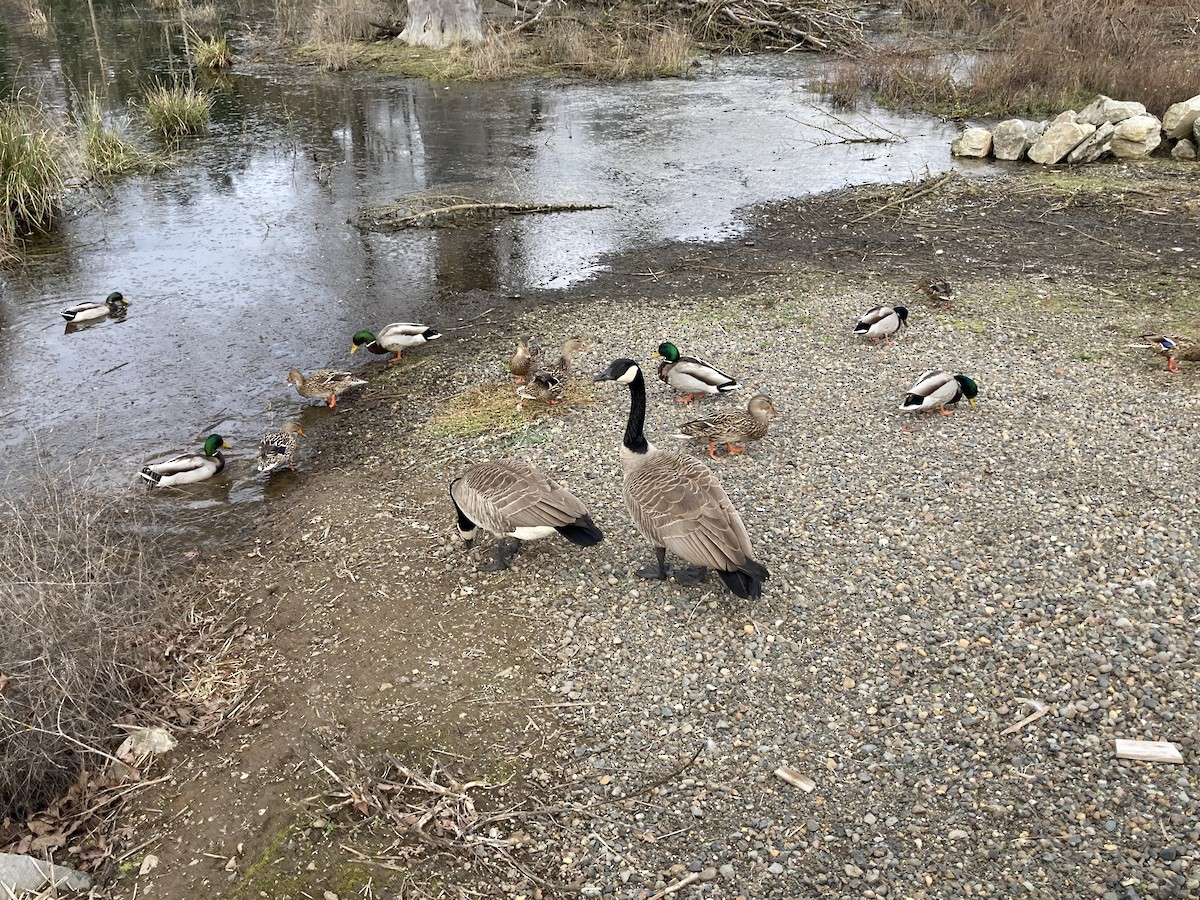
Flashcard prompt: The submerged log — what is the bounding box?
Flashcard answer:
[355,195,612,230]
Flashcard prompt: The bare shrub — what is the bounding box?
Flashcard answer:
[305,0,388,44]
[0,468,169,817]
[533,9,694,79]
[462,28,520,80]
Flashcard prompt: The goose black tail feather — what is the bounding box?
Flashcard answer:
[718,559,769,600]
[556,515,604,547]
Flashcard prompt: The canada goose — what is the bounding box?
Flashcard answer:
[673,394,776,458]
[594,358,768,599]
[286,368,366,408]
[449,458,603,570]
[654,342,740,402]
[854,306,908,343]
[61,291,129,323]
[900,370,979,415]
[350,323,441,363]
[1130,334,1200,373]
[914,277,953,308]
[255,420,305,474]
[140,435,228,487]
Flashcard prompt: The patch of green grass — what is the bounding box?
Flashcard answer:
[141,81,213,137]
[191,31,233,70]
[0,99,66,257]
[228,820,299,900]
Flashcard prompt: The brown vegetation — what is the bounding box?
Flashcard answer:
[826,0,1200,116]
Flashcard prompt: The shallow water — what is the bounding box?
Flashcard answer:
[0,2,962,508]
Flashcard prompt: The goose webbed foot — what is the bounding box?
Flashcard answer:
[480,538,521,571]
[672,565,706,585]
[636,547,668,580]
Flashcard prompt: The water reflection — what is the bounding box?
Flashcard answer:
[0,0,963,503]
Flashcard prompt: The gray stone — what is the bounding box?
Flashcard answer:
[0,854,93,894]
[1028,121,1096,164]
[1162,94,1200,139]
[1111,114,1162,158]
[1079,95,1147,126]
[951,126,992,158]
[1052,110,1080,125]
[992,119,1045,161]
[1067,121,1116,164]
[1171,138,1196,161]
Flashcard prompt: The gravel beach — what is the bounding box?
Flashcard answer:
[118,170,1199,900]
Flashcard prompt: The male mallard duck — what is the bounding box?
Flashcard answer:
[450,458,603,570]
[914,277,953,308]
[1131,334,1200,373]
[286,368,366,408]
[350,323,441,363]
[900,370,978,415]
[654,341,740,402]
[255,420,305,474]
[61,291,129,323]
[509,338,542,383]
[854,306,908,343]
[517,371,564,406]
[594,359,768,599]
[140,434,228,487]
[673,394,776,458]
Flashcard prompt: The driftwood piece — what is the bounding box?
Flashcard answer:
[774,765,815,792]
[999,699,1052,736]
[1114,739,1184,764]
[356,195,611,230]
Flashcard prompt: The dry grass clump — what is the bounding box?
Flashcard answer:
[142,81,213,137]
[191,30,234,69]
[534,12,693,79]
[0,469,168,817]
[181,1,221,33]
[80,92,149,179]
[0,99,66,259]
[828,0,1200,117]
[424,379,593,439]
[305,0,388,44]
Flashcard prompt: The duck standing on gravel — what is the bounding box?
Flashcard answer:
[350,322,441,363]
[899,370,978,415]
[914,277,953,308]
[140,434,229,487]
[654,341,740,402]
[449,458,603,571]
[255,420,305,474]
[509,338,541,383]
[1131,333,1200,373]
[595,358,768,600]
[854,305,908,344]
[61,291,130,323]
[673,394,776,459]
[287,368,366,408]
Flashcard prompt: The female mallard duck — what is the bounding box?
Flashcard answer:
[287,368,366,408]
[140,434,228,487]
[61,291,129,323]
[900,370,978,415]
[654,341,740,402]
[594,358,768,600]
[914,277,953,308]
[854,306,908,343]
[450,458,603,570]
[673,394,776,458]
[350,323,441,363]
[509,338,542,383]
[1132,334,1200,373]
[255,420,305,474]
[517,371,563,406]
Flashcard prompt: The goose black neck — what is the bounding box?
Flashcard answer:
[623,368,650,455]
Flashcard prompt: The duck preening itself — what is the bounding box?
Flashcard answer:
[450,458,603,571]
[594,358,768,600]
[899,370,978,415]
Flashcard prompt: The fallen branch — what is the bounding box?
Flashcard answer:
[849,172,957,224]
[356,197,611,230]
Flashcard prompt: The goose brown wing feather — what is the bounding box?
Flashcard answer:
[457,459,588,534]
[623,451,756,572]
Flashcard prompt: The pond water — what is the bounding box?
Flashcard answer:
[0,1,962,508]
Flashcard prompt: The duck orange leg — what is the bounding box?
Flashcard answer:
[726,443,746,454]
[706,441,718,459]
[1168,358,1180,373]
[675,392,703,403]
[328,394,337,409]
[938,406,954,416]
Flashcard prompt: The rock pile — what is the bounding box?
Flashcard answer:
[952,92,1200,164]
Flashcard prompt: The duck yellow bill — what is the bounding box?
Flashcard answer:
[968,398,977,409]
[349,344,360,355]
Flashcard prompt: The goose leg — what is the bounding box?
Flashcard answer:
[481,538,522,571]
[636,546,669,580]
[672,565,706,585]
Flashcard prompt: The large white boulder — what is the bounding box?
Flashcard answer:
[992,119,1046,160]
[1162,94,1200,139]
[951,127,992,158]
[1079,95,1147,126]
[1110,114,1163,158]
[1067,121,1116,164]
[1028,120,1095,164]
